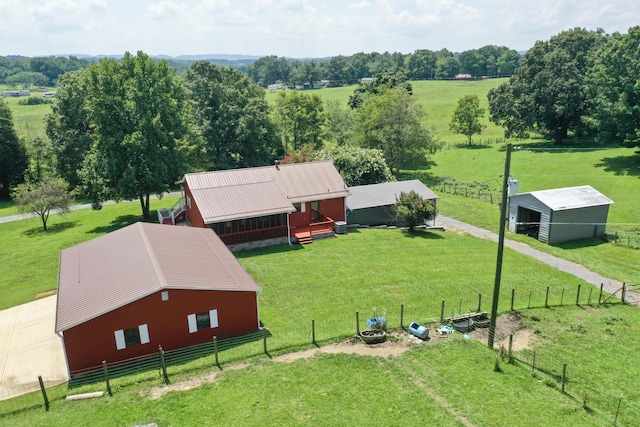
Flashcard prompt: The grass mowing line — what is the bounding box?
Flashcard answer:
[408,375,477,427]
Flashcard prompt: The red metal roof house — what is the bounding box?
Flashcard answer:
[178,161,350,250]
[55,222,262,377]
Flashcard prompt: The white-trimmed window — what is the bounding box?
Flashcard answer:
[161,291,169,301]
[187,309,219,333]
[293,202,306,213]
[114,324,150,350]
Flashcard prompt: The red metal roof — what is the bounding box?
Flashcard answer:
[55,222,261,332]
[191,181,296,224]
[184,161,349,224]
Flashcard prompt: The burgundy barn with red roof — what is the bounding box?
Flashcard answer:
[55,222,262,377]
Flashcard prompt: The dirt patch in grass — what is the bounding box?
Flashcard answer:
[469,312,535,351]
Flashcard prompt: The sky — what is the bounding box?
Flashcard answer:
[1,0,638,58]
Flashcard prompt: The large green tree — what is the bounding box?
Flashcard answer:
[586,26,640,143]
[488,28,606,144]
[314,146,393,186]
[354,87,440,173]
[45,70,93,188]
[247,55,291,87]
[274,90,324,152]
[323,100,355,146]
[449,95,486,145]
[184,61,279,170]
[81,51,190,218]
[0,101,28,198]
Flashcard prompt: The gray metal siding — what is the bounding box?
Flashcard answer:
[548,205,610,244]
[347,206,397,226]
[508,194,552,242]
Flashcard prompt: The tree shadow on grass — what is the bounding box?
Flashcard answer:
[88,215,141,234]
[22,221,78,237]
[400,229,445,240]
[595,153,640,176]
[454,143,493,150]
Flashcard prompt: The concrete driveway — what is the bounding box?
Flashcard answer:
[0,295,68,401]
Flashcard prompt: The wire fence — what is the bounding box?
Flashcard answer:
[509,344,631,426]
[0,283,632,422]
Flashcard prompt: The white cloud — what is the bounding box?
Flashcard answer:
[147,1,187,20]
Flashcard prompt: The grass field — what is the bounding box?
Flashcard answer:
[2,230,639,426]
[264,78,507,145]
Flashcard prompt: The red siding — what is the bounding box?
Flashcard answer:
[320,198,346,222]
[184,184,205,228]
[63,289,259,375]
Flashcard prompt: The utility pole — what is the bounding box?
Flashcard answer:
[488,143,512,348]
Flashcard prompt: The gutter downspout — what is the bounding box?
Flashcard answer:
[55,330,71,380]
[256,289,263,330]
[287,213,292,245]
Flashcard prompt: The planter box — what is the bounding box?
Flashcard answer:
[359,330,386,344]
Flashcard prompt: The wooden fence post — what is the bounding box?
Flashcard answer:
[400,305,404,329]
[561,363,567,393]
[560,287,565,306]
[576,284,581,306]
[102,360,112,396]
[477,293,482,313]
[213,336,219,368]
[528,290,532,309]
[545,286,550,308]
[587,287,593,305]
[598,283,603,305]
[510,289,515,311]
[159,346,169,385]
[622,282,626,304]
[312,320,316,345]
[356,311,360,335]
[38,375,49,411]
[440,300,445,323]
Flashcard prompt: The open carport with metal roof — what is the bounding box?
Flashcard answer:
[507,185,614,244]
[346,180,438,227]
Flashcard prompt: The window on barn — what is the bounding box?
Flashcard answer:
[188,309,219,333]
[114,324,150,350]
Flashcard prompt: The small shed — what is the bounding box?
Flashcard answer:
[55,222,262,377]
[346,180,438,227]
[508,185,613,244]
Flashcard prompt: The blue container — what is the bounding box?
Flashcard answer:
[408,322,429,340]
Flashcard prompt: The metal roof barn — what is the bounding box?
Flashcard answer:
[507,185,613,244]
[56,222,262,376]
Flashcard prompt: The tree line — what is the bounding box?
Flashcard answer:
[247,46,520,87]
[0,44,521,91]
